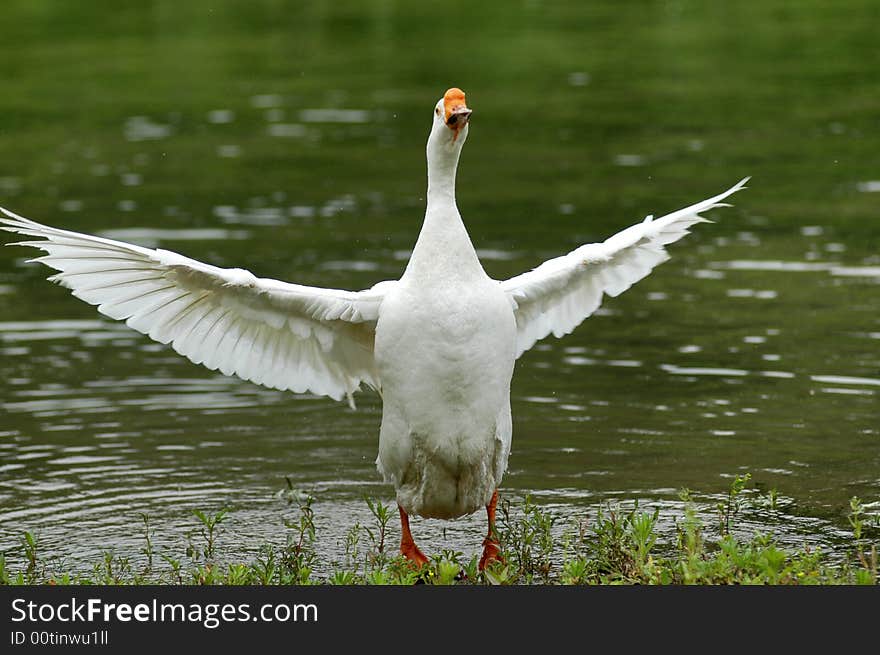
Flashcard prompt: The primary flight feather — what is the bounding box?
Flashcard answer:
[0,87,747,568]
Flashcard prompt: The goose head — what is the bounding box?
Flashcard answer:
[427,87,471,155]
[426,88,472,197]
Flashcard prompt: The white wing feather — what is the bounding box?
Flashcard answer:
[501,178,749,357]
[0,207,395,406]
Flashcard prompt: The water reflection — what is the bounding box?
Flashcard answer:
[124,116,173,142]
[267,123,307,138]
[207,109,235,124]
[713,259,880,279]
[96,228,250,247]
[299,109,371,123]
[856,181,880,193]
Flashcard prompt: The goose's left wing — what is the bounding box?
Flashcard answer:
[500,178,748,358]
[1,207,396,407]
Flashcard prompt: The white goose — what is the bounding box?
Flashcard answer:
[1,88,747,569]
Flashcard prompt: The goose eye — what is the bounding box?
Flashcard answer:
[435,108,440,116]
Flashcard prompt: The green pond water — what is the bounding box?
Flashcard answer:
[0,1,877,574]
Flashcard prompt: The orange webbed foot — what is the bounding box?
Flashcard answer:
[479,489,504,571]
[398,504,429,569]
[401,541,429,568]
[478,537,504,571]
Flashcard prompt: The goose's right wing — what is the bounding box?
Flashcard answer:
[1,207,395,406]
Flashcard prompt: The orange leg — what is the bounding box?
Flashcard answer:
[399,504,429,567]
[479,489,503,571]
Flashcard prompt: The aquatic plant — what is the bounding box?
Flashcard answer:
[1,476,876,586]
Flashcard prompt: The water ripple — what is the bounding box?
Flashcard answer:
[811,374,880,387]
[661,365,749,377]
[0,484,234,523]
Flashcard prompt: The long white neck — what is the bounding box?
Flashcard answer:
[404,127,483,282]
[426,139,460,208]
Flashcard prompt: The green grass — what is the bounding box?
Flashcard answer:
[2,475,876,585]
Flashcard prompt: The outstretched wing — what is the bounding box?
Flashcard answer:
[1,207,395,406]
[500,178,749,357]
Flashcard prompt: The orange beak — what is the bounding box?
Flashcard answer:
[443,88,472,137]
